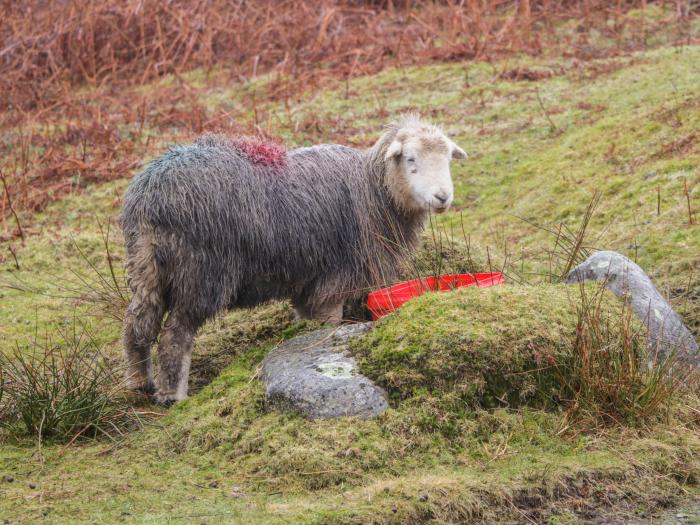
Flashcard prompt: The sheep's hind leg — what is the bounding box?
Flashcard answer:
[123,230,165,395]
[154,312,199,405]
[122,294,164,395]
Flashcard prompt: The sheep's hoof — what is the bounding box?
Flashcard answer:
[125,381,156,399]
[151,392,179,407]
[135,382,156,397]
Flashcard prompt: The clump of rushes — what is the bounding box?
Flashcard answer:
[558,282,697,432]
[65,222,131,323]
[0,323,145,442]
[6,221,131,324]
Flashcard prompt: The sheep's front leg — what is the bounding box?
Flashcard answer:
[154,313,197,405]
[293,298,344,324]
[314,301,344,324]
[291,299,312,321]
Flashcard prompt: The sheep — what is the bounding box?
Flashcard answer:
[119,115,467,404]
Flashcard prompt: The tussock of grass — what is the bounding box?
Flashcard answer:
[0,324,140,441]
[561,282,697,431]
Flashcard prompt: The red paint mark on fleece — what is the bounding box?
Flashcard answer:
[234,138,287,168]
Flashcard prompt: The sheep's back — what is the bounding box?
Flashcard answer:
[121,141,370,278]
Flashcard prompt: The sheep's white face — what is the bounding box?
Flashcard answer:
[384,130,467,214]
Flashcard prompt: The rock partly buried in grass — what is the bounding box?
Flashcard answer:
[566,251,699,369]
[261,323,388,419]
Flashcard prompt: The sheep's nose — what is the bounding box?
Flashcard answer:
[434,191,449,204]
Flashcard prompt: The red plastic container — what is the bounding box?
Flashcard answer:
[367,273,506,320]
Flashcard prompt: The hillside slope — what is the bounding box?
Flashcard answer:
[1,42,699,523]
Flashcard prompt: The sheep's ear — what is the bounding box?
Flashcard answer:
[449,141,468,160]
[385,140,403,161]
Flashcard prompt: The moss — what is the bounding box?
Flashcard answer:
[356,285,590,408]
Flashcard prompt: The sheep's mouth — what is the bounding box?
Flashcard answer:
[426,200,451,214]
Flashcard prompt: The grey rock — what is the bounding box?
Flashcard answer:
[261,323,388,419]
[566,250,699,368]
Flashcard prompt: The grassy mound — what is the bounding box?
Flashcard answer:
[355,284,685,431]
[2,21,700,522]
[111,285,693,523]
[356,284,584,410]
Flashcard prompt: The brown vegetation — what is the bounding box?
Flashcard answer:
[5,0,692,112]
[0,1,697,238]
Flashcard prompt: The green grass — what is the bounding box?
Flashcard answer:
[1,38,700,523]
[1,288,698,523]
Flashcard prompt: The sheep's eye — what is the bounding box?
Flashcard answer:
[407,157,416,163]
